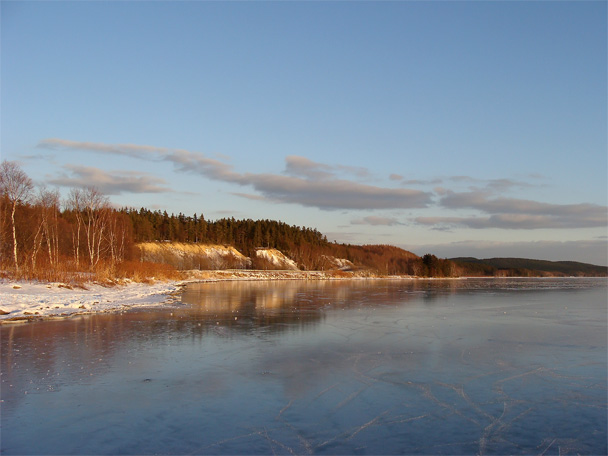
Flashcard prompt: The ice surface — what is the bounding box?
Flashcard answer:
[1,278,606,455]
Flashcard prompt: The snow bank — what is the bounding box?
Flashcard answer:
[320,255,355,271]
[0,280,181,322]
[255,248,299,270]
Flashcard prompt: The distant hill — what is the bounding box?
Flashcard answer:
[451,257,607,277]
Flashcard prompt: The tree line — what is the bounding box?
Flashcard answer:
[124,208,329,255]
[1,160,459,279]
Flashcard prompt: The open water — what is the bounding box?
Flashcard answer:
[1,278,606,455]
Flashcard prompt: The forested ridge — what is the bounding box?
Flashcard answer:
[124,208,426,275]
[1,161,605,281]
[125,208,328,253]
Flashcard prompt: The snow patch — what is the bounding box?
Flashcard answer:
[255,248,299,270]
[320,255,355,271]
[0,280,180,322]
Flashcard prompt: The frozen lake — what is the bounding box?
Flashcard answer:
[1,278,606,454]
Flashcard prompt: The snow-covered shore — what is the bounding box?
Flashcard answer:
[0,269,410,323]
[0,279,182,323]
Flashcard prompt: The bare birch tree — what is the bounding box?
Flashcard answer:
[33,187,61,269]
[0,193,8,265]
[29,212,44,272]
[68,187,110,269]
[0,161,33,271]
[67,188,84,267]
[106,211,129,266]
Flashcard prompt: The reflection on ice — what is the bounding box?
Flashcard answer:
[1,278,606,455]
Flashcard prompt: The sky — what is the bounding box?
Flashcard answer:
[1,1,607,265]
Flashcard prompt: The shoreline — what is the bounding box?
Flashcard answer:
[0,269,392,323]
[1,270,603,323]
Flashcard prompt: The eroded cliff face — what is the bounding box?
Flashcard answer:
[318,255,356,271]
[254,248,299,270]
[136,242,357,272]
[137,242,252,270]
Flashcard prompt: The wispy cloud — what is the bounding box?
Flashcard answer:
[415,190,607,230]
[39,138,605,230]
[39,138,172,159]
[231,192,268,201]
[403,178,444,186]
[39,138,432,211]
[443,192,603,218]
[284,155,334,180]
[388,172,601,230]
[351,216,404,226]
[390,174,534,192]
[284,155,372,180]
[415,214,602,230]
[48,165,173,195]
[246,173,431,210]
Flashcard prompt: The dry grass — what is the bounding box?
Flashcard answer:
[1,257,180,285]
[2,259,90,285]
[114,260,181,282]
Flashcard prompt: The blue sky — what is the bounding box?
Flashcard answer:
[2,1,607,265]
